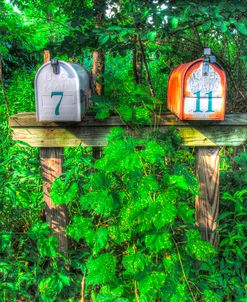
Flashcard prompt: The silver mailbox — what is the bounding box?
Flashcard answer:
[35,60,91,121]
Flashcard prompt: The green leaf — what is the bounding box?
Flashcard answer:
[93,227,108,254]
[171,17,179,29]
[145,231,172,253]
[141,174,159,192]
[133,107,151,124]
[99,34,110,44]
[147,31,157,42]
[138,271,166,296]
[96,108,110,119]
[58,273,70,286]
[169,175,191,192]
[38,274,69,301]
[177,202,195,224]
[220,22,228,33]
[141,141,165,164]
[96,285,128,301]
[234,22,247,35]
[117,104,133,121]
[162,253,178,272]
[149,197,177,229]
[169,282,188,302]
[108,225,131,244]
[66,216,94,243]
[37,236,58,257]
[203,290,222,302]
[106,127,125,142]
[201,21,212,32]
[122,252,149,275]
[80,190,115,217]
[28,222,51,240]
[51,179,78,205]
[0,233,12,252]
[86,254,117,285]
[186,230,216,261]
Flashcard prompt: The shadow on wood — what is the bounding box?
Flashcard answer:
[196,147,220,247]
[9,113,247,147]
[40,147,69,252]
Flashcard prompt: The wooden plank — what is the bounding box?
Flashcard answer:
[9,113,247,147]
[8,112,247,127]
[195,147,220,247]
[40,148,69,252]
[9,124,247,147]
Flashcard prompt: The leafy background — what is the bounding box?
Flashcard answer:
[0,0,246,301]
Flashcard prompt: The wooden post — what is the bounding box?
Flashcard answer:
[40,50,69,252]
[40,148,69,251]
[195,147,220,247]
[44,50,50,63]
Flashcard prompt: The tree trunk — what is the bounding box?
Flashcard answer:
[138,35,155,96]
[92,0,106,95]
[0,53,9,116]
[92,50,105,95]
[133,34,139,84]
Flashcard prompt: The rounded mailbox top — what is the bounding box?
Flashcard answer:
[168,53,226,120]
[35,60,90,122]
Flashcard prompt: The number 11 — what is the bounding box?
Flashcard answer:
[193,91,214,113]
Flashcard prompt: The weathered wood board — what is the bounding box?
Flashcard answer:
[196,147,220,247]
[40,147,69,252]
[9,112,247,147]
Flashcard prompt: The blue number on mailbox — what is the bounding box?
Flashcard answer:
[51,92,64,115]
[193,91,215,113]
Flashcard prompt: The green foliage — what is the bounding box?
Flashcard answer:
[51,178,78,205]
[38,273,70,302]
[0,0,246,301]
[86,254,117,285]
[61,129,211,301]
[186,230,216,261]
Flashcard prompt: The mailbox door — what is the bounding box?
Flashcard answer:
[183,61,226,120]
[35,61,81,121]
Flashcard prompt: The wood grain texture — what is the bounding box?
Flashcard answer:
[44,50,50,63]
[9,112,247,127]
[196,147,220,247]
[8,113,247,147]
[40,147,69,252]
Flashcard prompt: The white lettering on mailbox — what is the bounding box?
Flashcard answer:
[184,63,223,116]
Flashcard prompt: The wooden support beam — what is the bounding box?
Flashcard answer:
[8,113,247,147]
[40,148,69,251]
[196,147,220,247]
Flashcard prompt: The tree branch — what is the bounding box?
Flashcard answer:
[138,35,155,97]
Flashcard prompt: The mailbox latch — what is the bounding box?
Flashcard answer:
[51,59,60,74]
[202,48,216,76]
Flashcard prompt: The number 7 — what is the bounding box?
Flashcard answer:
[51,92,64,115]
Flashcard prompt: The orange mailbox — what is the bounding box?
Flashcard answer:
[168,48,226,120]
